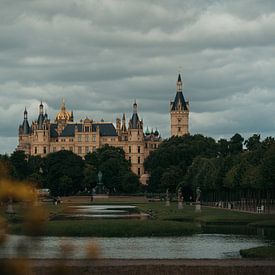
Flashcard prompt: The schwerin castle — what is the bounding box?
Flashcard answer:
[17,74,189,178]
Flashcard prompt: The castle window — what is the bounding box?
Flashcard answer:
[92,146,96,151]
[154,144,157,149]
[178,127,181,132]
[34,147,37,154]
[78,146,82,154]
[43,147,47,154]
[78,135,82,142]
[138,146,140,153]
[92,135,96,142]
[69,146,73,152]
[138,168,140,176]
[145,143,148,148]
[85,126,89,132]
[85,135,89,142]
[129,156,131,163]
[129,146,131,153]
[138,157,140,164]
[85,146,89,154]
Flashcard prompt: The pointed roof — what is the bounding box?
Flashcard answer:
[171,74,188,111]
[20,108,30,134]
[129,101,142,129]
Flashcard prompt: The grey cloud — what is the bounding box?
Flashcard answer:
[0,0,275,153]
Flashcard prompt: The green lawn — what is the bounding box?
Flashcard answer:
[240,246,275,259]
[3,198,275,237]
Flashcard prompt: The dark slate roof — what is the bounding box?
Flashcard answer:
[130,113,140,129]
[171,91,188,111]
[60,124,77,137]
[50,124,58,138]
[50,123,117,138]
[37,113,45,129]
[178,73,181,82]
[22,119,30,134]
[92,123,117,136]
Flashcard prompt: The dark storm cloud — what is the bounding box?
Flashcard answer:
[1,0,275,153]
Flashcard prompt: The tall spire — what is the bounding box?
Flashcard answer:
[61,98,66,111]
[39,101,44,114]
[133,100,137,114]
[121,113,127,131]
[177,73,182,92]
[24,107,28,120]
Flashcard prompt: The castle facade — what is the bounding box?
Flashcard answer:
[18,74,189,177]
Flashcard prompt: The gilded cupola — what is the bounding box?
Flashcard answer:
[55,98,73,123]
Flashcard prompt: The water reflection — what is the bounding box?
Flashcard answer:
[0,234,271,259]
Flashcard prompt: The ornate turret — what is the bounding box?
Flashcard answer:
[37,101,45,129]
[170,73,190,136]
[121,113,127,132]
[129,101,143,129]
[20,108,30,134]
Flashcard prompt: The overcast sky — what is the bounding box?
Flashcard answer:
[1,0,275,154]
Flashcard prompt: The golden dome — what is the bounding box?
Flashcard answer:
[56,99,73,122]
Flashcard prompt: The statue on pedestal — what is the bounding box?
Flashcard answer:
[178,187,183,209]
[195,187,201,212]
[165,189,170,206]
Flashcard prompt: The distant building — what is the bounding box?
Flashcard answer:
[17,74,189,177]
[170,74,190,136]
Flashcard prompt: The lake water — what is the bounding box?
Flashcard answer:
[0,234,271,259]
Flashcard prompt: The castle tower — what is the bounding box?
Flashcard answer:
[17,108,31,154]
[31,101,50,156]
[128,101,144,176]
[170,74,190,136]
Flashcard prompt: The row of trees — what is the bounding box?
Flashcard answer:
[0,145,140,196]
[145,134,275,199]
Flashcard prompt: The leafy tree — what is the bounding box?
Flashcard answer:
[44,150,85,196]
[217,138,229,157]
[229,133,244,154]
[85,145,139,194]
[244,134,261,151]
[10,150,29,180]
[260,144,275,189]
[160,166,182,192]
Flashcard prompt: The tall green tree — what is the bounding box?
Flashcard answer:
[85,145,139,194]
[44,150,85,196]
[10,150,29,180]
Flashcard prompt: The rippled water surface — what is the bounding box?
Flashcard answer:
[0,234,270,259]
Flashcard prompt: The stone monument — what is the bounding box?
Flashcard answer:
[178,187,183,209]
[195,187,201,212]
[166,189,170,206]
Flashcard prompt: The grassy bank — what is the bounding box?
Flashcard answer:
[3,198,275,237]
[240,246,275,259]
[11,219,199,237]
